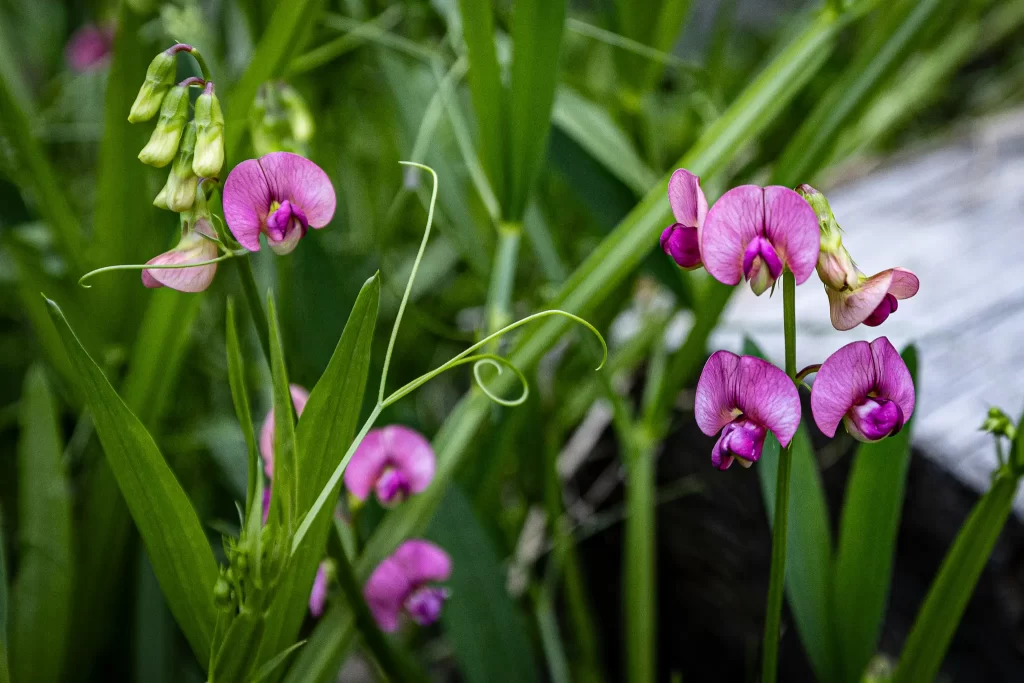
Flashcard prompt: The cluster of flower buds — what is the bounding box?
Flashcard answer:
[249,82,315,157]
[259,387,452,627]
[659,169,922,468]
[129,45,225,213]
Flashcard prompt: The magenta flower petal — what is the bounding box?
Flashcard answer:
[701,186,763,285]
[826,267,920,331]
[344,425,436,505]
[141,231,219,292]
[762,186,820,285]
[309,562,330,617]
[695,351,800,448]
[257,152,336,228]
[364,540,451,632]
[259,384,310,479]
[668,169,708,231]
[811,337,914,439]
[222,158,272,251]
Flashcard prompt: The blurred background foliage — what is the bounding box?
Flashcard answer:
[0,0,1022,681]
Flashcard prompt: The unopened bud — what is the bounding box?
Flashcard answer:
[192,82,225,178]
[981,407,1016,440]
[138,85,189,167]
[128,51,177,123]
[213,576,232,608]
[797,184,862,291]
[160,122,199,212]
[153,184,169,210]
[279,84,314,143]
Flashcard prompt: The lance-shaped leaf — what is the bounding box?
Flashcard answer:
[11,367,72,683]
[46,298,218,666]
[267,294,299,529]
[256,274,379,672]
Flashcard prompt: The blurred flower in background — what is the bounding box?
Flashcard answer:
[364,540,452,632]
[64,23,114,73]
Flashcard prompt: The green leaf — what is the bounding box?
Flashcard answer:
[748,340,837,683]
[455,0,505,204]
[832,346,918,683]
[773,0,946,186]
[280,607,355,683]
[428,487,541,683]
[252,641,308,683]
[210,609,266,682]
[225,0,327,162]
[552,87,657,195]
[257,274,379,674]
[360,7,843,578]
[893,473,1019,682]
[226,299,260,511]
[46,298,218,666]
[507,0,567,221]
[624,442,656,683]
[10,367,72,683]
[0,514,8,683]
[267,294,299,529]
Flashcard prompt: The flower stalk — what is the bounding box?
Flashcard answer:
[762,269,797,683]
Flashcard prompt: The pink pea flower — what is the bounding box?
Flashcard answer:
[141,220,219,292]
[364,540,451,632]
[660,169,708,270]
[223,152,336,255]
[259,384,310,479]
[344,426,435,508]
[701,185,820,295]
[695,351,801,470]
[66,23,114,73]
[825,268,920,331]
[309,561,331,617]
[811,337,914,443]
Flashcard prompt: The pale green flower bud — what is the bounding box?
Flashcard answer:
[279,84,314,143]
[192,83,225,178]
[160,122,199,212]
[128,51,177,123]
[796,184,860,291]
[153,184,169,210]
[138,85,189,167]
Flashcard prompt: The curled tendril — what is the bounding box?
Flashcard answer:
[381,309,607,409]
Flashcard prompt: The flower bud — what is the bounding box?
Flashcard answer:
[981,407,1016,439]
[192,82,225,178]
[817,243,859,291]
[160,121,199,212]
[128,51,177,123]
[138,85,189,167]
[279,84,315,143]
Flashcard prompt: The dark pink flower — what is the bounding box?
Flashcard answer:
[695,351,800,470]
[344,426,435,508]
[259,384,310,479]
[309,561,331,617]
[660,169,708,270]
[66,23,114,73]
[825,267,920,331]
[364,540,451,632]
[222,152,336,254]
[811,337,914,442]
[701,185,820,295]
[141,221,218,292]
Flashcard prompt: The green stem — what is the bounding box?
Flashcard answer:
[485,223,523,335]
[233,255,272,367]
[187,47,213,81]
[762,270,797,683]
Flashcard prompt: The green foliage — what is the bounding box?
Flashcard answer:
[11,367,71,683]
[46,298,219,666]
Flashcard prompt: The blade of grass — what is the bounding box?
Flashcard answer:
[506,0,567,221]
[832,346,918,683]
[10,367,72,683]
[226,299,259,511]
[455,0,505,205]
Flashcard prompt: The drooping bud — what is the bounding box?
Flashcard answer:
[129,50,178,123]
[137,85,189,167]
[159,121,199,212]
[843,396,905,443]
[193,82,225,178]
[796,184,862,291]
[660,223,702,270]
[279,83,315,143]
